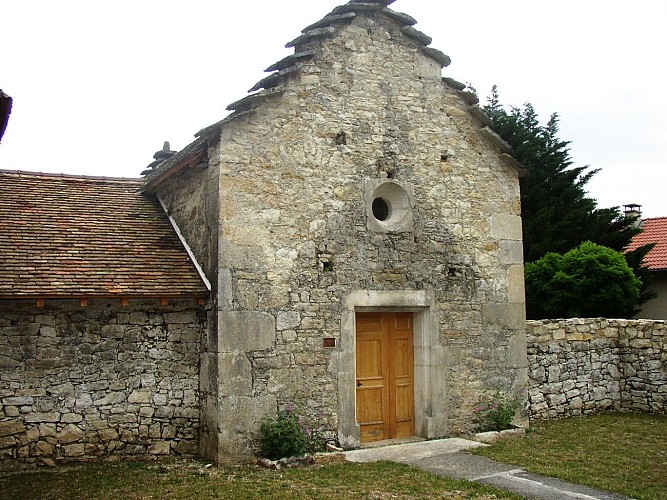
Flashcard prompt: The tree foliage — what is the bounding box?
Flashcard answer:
[484,87,641,262]
[484,87,655,316]
[525,242,641,319]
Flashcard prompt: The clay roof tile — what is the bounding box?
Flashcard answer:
[0,170,209,298]
[627,217,667,271]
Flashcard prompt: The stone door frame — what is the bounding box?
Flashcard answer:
[335,290,446,449]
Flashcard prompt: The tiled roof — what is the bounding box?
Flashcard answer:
[627,217,667,271]
[0,170,209,298]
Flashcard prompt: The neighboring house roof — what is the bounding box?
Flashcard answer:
[627,217,667,271]
[0,170,209,298]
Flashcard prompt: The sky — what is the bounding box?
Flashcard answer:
[2,0,666,218]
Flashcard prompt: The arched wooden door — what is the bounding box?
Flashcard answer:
[355,312,414,443]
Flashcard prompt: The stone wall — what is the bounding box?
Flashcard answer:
[0,299,205,468]
[155,158,221,460]
[527,318,667,419]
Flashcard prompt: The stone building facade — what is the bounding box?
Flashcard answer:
[1,1,528,466]
[145,0,527,462]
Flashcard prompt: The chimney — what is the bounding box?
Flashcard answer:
[623,204,642,228]
[141,141,177,176]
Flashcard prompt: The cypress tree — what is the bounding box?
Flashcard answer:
[485,87,654,316]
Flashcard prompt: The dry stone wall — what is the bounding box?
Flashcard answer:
[0,299,204,468]
[527,319,667,419]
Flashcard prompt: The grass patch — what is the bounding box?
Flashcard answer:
[472,412,667,500]
[0,459,520,499]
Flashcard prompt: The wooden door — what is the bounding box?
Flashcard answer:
[356,312,414,443]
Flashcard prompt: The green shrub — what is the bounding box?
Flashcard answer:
[474,391,520,432]
[525,241,642,319]
[259,404,326,460]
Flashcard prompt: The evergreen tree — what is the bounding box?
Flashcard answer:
[485,87,640,261]
[485,87,654,315]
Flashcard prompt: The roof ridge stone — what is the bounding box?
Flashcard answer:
[286,26,335,49]
[380,8,416,26]
[226,86,286,113]
[249,66,300,93]
[301,13,356,33]
[265,51,315,72]
[401,25,432,46]
[332,3,383,15]
[0,169,141,184]
[349,0,396,5]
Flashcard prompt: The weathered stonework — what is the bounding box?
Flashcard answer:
[527,319,667,419]
[155,9,527,462]
[0,299,205,468]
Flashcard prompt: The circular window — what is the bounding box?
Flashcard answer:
[372,197,390,221]
[366,181,413,233]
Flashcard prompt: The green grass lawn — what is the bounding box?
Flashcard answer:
[2,413,664,499]
[472,412,667,500]
[0,459,518,500]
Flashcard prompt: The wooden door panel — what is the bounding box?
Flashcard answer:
[356,339,383,378]
[357,385,385,442]
[356,312,414,443]
[394,338,411,378]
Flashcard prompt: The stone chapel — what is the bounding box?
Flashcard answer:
[0,0,527,466]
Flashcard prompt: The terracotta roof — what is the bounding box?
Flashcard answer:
[0,170,209,298]
[627,217,667,271]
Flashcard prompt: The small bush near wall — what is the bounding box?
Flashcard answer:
[0,299,205,468]
[527,318,666,420]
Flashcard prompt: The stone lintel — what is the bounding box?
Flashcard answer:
[480,126,512,154]
[381,8,417,26]
[249,66,299,93]
[458,90,479,106]
[286,27,335,49]
[225,87,285,112]
[332,3,383,15]
[421,46,451,68]
[265,51,315,72]
[301,13,356,33]
[401,26,432,46]
[443,77,467,91]
[468,105,493,127]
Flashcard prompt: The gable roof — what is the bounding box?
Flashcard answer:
[627,217,667,271]
[0,170,209,299]
[143,0,526,192]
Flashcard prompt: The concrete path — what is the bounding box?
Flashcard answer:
[345,439,631,499]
